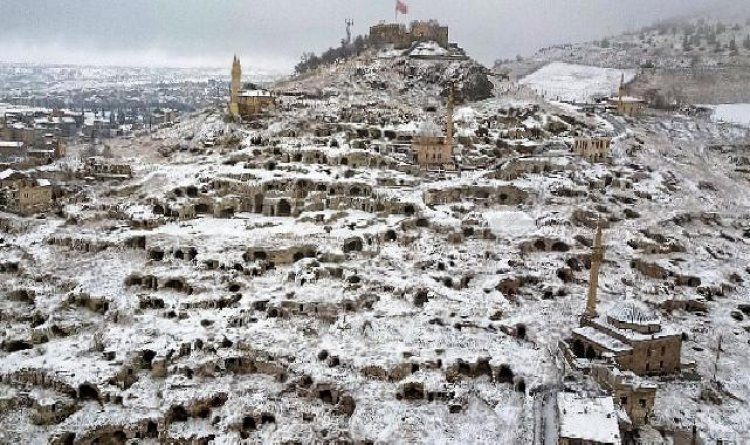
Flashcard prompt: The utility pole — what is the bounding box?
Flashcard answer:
[345,19,354,46]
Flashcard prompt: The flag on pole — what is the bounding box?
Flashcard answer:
[396,0,409,15]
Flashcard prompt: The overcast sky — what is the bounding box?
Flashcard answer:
[1,0,747,72]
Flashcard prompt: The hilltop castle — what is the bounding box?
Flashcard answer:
[369,20,449,49]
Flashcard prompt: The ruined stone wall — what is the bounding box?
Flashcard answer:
[423,185,528,206]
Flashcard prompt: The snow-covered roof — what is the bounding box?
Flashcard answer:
[558,393,620,444]
[415,117,442,138]
[607,301,660,326]
[572,326,632,353]
[238,89,273,98]
[0,169,23,180]
[611,96,645,103]
[409,41,449,58]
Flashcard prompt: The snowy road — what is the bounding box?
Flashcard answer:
[533,385,559,445]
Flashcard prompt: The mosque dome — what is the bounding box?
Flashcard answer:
[415,116,442,138]
[607,301,660,326]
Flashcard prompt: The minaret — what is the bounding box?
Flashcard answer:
[618,73,625,104]
[446,84,454,150]
[230,55,241,117]
[585,224,604,318]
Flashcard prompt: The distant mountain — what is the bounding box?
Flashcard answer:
[500,17,750,105]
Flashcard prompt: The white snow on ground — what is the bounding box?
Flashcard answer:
[519,62,636,102]
[409,41,449,58]
[483,211,537,238]
[708,104,750,128]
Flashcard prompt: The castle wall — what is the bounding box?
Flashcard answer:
[369,21,450,50]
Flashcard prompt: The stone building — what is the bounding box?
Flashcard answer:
[229,56,276,120]
[0,169,53,216]
[572,136,611,163]
[570,226,683,377]
[83,157,133,180]
[411,120,451,168]
[609,74,645,117]
[410,21,449,48]
[557,392,621,445]
[411,89,455,170]
[559,226,683,428]
[0,141,25,163]
[573,302,682,376]
[590,364,657,427]
[236,90,276,118]
[369,20,449,49]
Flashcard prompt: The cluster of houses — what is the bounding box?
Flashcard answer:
[0,104,180,168]
[0,108,70,165]
[0,169,54,216]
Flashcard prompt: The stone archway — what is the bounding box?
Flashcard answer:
[572,340,585,358]
[194,203,211,214]
[277,199,292,217]
[496,364,514,384]
[585,345,597,360]
[253,194,264,213]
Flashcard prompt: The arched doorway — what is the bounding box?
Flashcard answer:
[253,194,264,213]
[572,339,585,358]
[277,200,291,217]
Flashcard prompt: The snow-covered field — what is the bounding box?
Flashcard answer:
[709,104,750,128]
[519,62,636,102]
[484,210,536,238]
